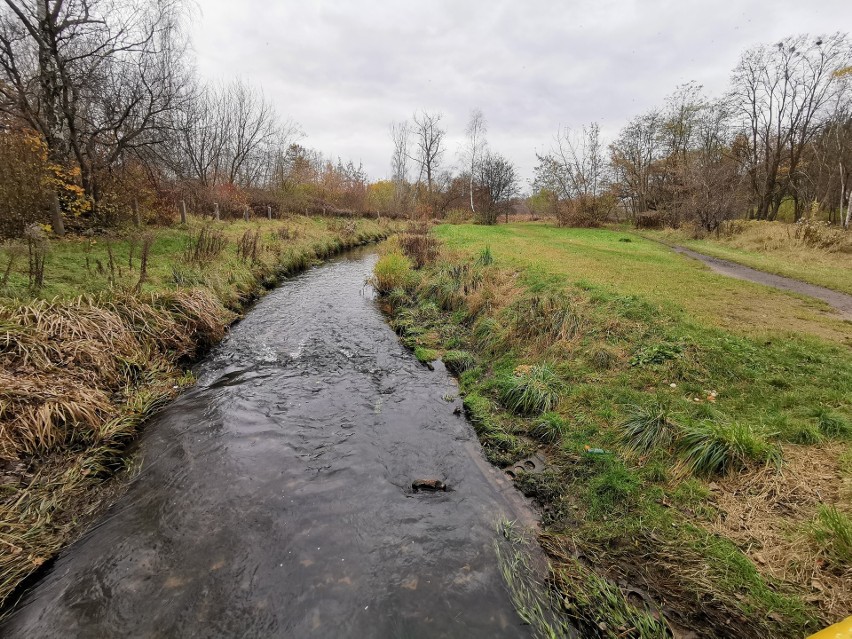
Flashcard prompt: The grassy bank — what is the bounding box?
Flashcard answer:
[640,221,852,296]
[376,223,851,638]
[0,216,389,608]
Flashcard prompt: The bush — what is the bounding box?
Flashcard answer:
[634,211,668,230]
[500,364,562,416]
[372,252,413,293]
[399,229,439,268]
[679,422,780,476]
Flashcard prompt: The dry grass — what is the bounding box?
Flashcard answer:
[0,216,392,609]
[0,290,231,605]
[708,443,852,620]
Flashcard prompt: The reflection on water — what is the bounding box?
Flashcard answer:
[2,249,534,638]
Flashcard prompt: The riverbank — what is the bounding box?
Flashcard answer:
[0,216,391,608]
[375,223,852,638]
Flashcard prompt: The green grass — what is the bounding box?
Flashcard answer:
[640,222,852,295]
[811,506,852,565]
[376,222,852,637]
[0,216,389,305]
[434,222,851,344]
[679,421,781,476]
[499,364,562,416]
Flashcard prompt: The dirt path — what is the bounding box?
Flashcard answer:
[672,246,852,321]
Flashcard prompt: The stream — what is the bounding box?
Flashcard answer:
[1,249,538,638]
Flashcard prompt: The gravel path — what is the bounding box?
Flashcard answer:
[673,246,852,321]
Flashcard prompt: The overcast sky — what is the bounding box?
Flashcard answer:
[189,0,851,186]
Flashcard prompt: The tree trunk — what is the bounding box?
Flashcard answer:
[180,200,187,224]
[50,192,65,237]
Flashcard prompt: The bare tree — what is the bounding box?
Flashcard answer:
[609,111,664,215]
[462,108,487,213]
[478,151,517,225]
[0,0,190,205]
[536,122,606,201]
[410,110,445,202]
[389,119,409,213]
[731,34,852,220]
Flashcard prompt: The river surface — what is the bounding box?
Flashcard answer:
[1,249,537,638]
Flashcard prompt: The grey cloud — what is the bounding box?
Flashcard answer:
[190,0,852,183]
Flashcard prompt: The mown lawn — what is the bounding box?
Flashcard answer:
[435,223,851,345]
[377,222,852,638]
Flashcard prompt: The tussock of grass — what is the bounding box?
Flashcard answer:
[500,364,562,416]
[619,399,678,455]
[506,291,582,348]
[442,349,476,376]
[371,252,413,293]
[811,505,852,565]
[530,413,569,444]
[679,422,781,476]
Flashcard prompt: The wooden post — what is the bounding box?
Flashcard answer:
[132,198,141,226]
[50,192,65,237]
[267,205,272,220]
[180,200,187,225]
[244,206,250,222]
[213,202,220,221]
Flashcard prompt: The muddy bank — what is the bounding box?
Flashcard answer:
[1,249,540,638]
[672,246,852,321]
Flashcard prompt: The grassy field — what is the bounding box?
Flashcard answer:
[377,222,852,638]
[0,215,389,609]
[640,221,852,296]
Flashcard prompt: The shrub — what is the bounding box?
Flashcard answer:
[442,350,476,376]
[371,252,413,293]
[619,399,679,454]
[634,211,668,229]
[679,422,780,476]
[500,364,562,416]
[399,231,439,268]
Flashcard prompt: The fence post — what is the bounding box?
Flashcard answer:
[50,192,65,237]
[132,198,141,227]
[244,206,250,222]
[213,202,220,221]
[180,200,187,225]
[267,205,272,220]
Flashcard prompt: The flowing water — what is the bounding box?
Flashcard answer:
[2,249,538,638]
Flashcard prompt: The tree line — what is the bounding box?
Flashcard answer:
[387,33,851,230]
[0,0,380,238]
[0,6,848,237]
